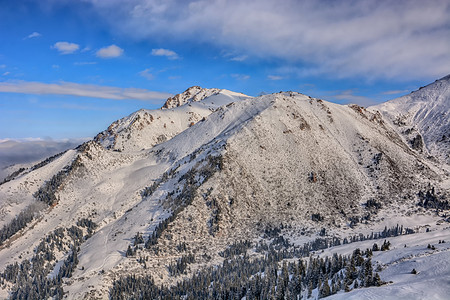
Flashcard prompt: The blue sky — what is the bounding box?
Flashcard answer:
[1,0,449,141]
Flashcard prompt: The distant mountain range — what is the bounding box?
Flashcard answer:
[0,76,449,299]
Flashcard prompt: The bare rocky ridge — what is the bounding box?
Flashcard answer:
[0,84,448,299]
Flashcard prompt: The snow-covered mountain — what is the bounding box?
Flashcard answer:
[94,87,250,152]
[369,74,450,165]
[0,85,449,299]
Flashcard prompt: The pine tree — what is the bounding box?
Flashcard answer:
[344,281,351,292]
[373,273,382,286]
[289,270,302,298]
[364,258,373,287]
[320,276,331,298]
[307,280,313,298]
[133,232,144,245]
[126,245,134,257]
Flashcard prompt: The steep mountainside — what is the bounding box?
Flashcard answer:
[0,86,448,299]
[369,74,450,164]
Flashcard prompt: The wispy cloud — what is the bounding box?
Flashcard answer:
[221,51,248,62]
[229,55,248,62]
[52,41,80,54]
[382,89,409,95]
[151,48,179,60]
[86,0,450,81]
[74,62,97,66]
[267,75,283,80]
[231,74,250,81]
[0,81,171,101]
[332,90,376,107]
[139,68,155,80]
[2,72,10,76]
[25,32,42,39]
[96,45,124,58]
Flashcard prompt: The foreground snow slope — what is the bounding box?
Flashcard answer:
[324,227,450,300]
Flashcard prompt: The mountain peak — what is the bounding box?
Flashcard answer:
[161,86,221,109]
[437,73,450,82]
[370,75,450,164]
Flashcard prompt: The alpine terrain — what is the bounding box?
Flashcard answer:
[0,78,449,299]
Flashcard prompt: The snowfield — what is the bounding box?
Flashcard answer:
[325,228,450,300]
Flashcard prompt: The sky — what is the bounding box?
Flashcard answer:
[1,0,449,144]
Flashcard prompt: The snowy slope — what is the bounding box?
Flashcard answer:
[323,228,450,300]
[369,75,450,164]
[0,86,448,299]
[0,150,77,228]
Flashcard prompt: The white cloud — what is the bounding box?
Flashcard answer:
[0,81,172,101]
[0,65,5,68]
[86,0,450,81]
[2,72,10,76]
[52,41,80,54]
[96,45,124,58]
[151,48,179,60]
[139,68,155,80]
[267,75,282,80]
[231,74,250,81]
[25,32,42,39]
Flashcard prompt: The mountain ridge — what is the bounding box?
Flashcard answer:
[369,74,450,164]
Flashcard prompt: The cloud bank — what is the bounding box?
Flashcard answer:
[0,81,172,101]
[0,138,88,181]
[87,0,450,80]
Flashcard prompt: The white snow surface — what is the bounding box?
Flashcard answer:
[370,74,450,164]
[323,228,450,300]
[0,86,449,299]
